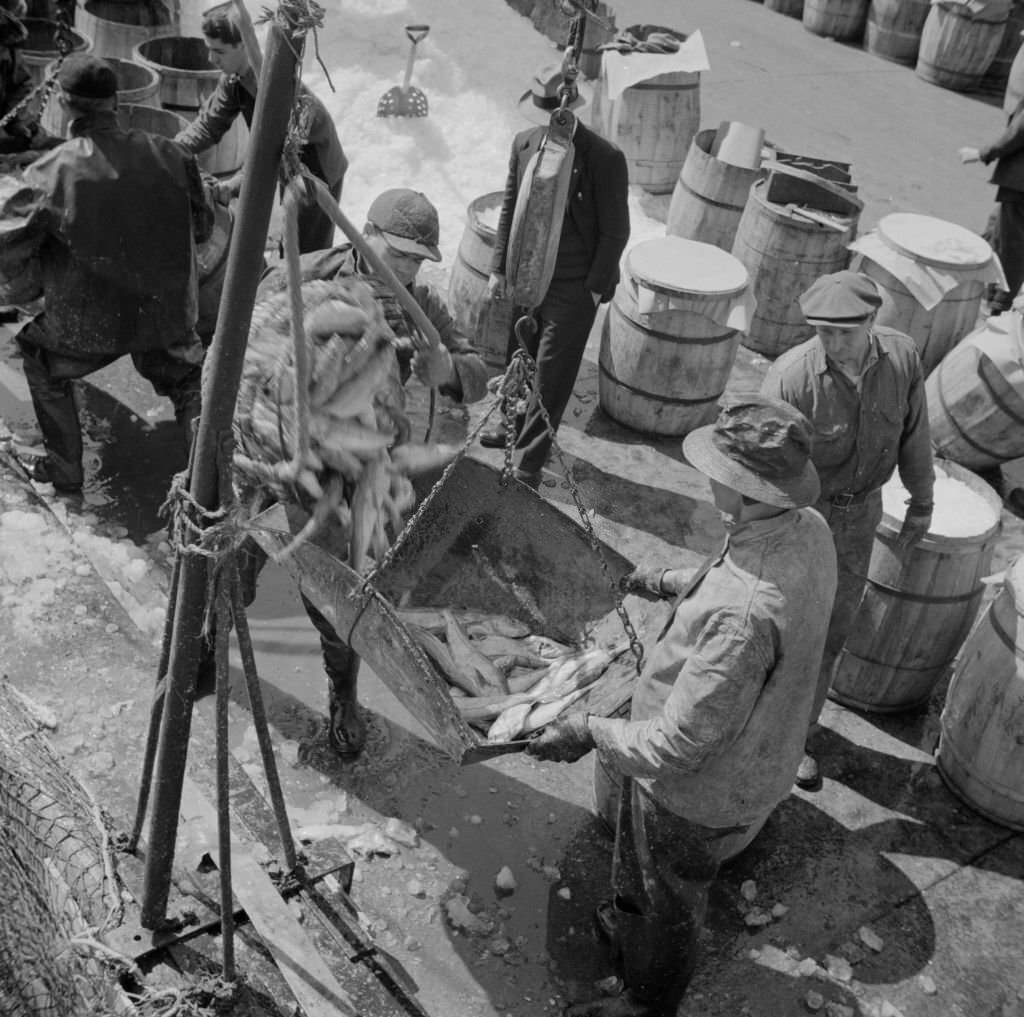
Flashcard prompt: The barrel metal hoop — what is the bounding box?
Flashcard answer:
[612,302,735,347]
[934,358,999,461]
[988,604,1024,661]
[864,577,983,606]
[978,355,1024,426]
[839,648,959,673]
[597,361,720,407]
[458,256,489,282]
[676,178,745,213]
[628,82,699,91]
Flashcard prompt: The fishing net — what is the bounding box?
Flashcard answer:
[0,681,133,1017]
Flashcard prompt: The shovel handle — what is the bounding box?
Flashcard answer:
[401,26,429,90]
[406,24,430,44]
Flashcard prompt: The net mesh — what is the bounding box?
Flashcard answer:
[0,681,133,1017]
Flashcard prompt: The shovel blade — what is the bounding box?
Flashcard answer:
[376,86,429,118]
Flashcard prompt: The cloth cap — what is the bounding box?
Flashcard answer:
[518,63,586,126]
[58,55,118,100]
[366,188,442,262]
[799,270,882,327]
[682,395,820,509]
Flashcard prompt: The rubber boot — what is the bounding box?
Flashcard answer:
[326,654,366,758]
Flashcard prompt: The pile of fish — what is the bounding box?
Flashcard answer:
[233,279,459,565]
[398,607,628,742]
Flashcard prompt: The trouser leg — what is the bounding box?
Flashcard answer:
[131,336,204,454]
[516,280,597,474]
[997,198,1024,303]
[15,322,115,491]
[811,493,883,724]
[605,779,742,1014]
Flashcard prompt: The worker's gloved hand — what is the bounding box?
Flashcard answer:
[412,345,455,389]
[619,564,667,597]
[487,273,506,300]
[895,505,932,551]
[525,714,595,764]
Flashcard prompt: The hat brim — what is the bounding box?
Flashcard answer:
[682,426,820,509]
[380,230,441,262]
[803,314,871,329]
[518,90,586,127]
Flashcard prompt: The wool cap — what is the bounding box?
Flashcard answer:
[366,188,441,262]
[799,270,882,327]
[518,64,586,126]
[58,55,118,100]
[682,394,820,509]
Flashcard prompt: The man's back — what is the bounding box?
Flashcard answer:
[26,113,209,354]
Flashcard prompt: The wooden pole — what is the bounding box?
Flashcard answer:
[140,17,304,928]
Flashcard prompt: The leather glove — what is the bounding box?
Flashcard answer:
[619,564,668,597]
[411,345,455,389]
[525,714,595,763]
[896,506,931,550]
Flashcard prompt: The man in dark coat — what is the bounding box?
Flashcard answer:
[10,55,213,494]
[482,64,630,485]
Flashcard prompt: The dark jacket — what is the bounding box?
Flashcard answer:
[490,120,630,302]
[980,97,1024,196]
[175,69,348,189]
[19,110,213,355]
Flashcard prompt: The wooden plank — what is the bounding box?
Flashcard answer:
[763,166,864,215]
[180,777,359,1017]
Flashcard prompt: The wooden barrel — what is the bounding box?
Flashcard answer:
[74,0,175,61]
[981,0,1024,94]
[803,0,870,41]
[20,18,92,85]
[196,203,232,342]
[731,178,858,358]
[447,192,515,370]
[926,313,1024,470]
[916,2,1008,92]
[850,212,995,375]
[133,34,248,175]
[865,0,931,65]
[598,236,751,436]
[666,127,766,252]
[116,102,187,137]
[766,0,805,15]
[830,461,1002,713]
[936,556,1024,831]
[41,56,160,138]
[591,67,701,195]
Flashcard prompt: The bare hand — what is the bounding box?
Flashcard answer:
[488,273,506,300]
[411,345,454,389]
[619,564,667,597]
[525,714,594,763]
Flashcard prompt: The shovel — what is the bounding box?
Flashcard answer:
[377,24,430,118]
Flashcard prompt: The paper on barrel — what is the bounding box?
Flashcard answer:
[599,31,710,103]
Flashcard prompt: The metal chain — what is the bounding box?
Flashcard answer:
[0,3,76,132]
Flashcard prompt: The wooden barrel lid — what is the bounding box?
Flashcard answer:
[878,213,992,270]
[628,236,748,298]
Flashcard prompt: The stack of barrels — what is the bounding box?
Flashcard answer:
[758,0,1024,97]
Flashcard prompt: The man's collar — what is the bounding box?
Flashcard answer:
[811,330,885,376]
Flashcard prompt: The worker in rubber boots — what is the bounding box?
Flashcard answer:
[527,396,837,1017]
[175,5,347,253]
[481,63,629,486]
[243,189,487,759]
[761,270,934,791]
[8,55,213,495]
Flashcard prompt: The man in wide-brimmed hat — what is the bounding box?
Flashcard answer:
[481,61,630,486]
[762,269,934,790]
[528,395,837,1017]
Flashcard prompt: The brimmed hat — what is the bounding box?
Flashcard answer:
[799,270,882,328]
[518,64,586,126]
[58,55,118,100]
[366,188,442,262]
[682,395,820,509]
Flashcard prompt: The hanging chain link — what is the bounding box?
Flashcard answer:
[0,1,76,133]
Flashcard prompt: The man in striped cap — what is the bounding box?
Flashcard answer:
[762,269,934,791]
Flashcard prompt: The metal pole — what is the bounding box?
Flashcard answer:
[140,19,304,928]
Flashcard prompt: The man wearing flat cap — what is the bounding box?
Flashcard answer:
[8,54,214,495]
[762,269,934,790]
[527,395,837,1017]
[482,61,630,485]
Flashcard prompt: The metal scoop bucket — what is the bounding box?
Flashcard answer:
[377,24,430,118]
